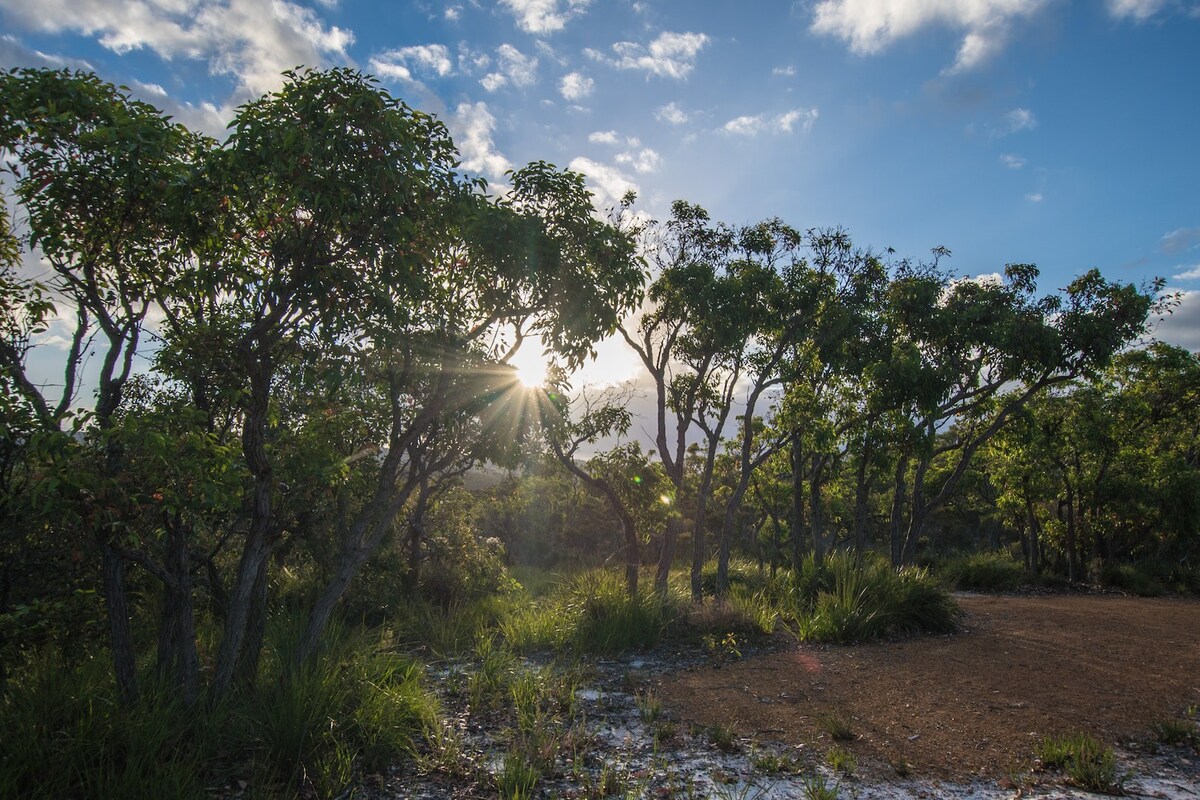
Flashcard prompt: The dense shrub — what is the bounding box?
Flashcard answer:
[786,553,958,643]
[939,551,1028,591]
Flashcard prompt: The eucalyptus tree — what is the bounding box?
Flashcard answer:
[619,201,737,592]
[164,67,467,694]
[538,383,650,595]
[0,68,202,705]
[288,164,644,668]
[876,263,1159,566]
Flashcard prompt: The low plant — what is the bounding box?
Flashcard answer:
[825,745,857,775]
[708,722,740,753]
[1150,716,1196,746]
[751,748,796,774]
[801,772,840,800]
[1037,732,1121,793]
[495,752,540,799]
[635,689,662,723]
[938,552,1027,592]
[817,712,855,742]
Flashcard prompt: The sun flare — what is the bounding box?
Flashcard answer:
[511,347,550,388]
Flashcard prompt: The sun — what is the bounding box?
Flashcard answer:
[510,345,550,388]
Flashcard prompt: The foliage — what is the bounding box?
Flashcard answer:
[786,553,958,643]
[938,551,1028,591]
[1037,732,1121,793]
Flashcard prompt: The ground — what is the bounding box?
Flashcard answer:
[656,592,1200,782]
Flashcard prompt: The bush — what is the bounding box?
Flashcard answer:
[787,553,958,643]
[1037,732,1121,793]
[503,569,680,654]
[939,552,1027,592]
[1100,561,1169,596]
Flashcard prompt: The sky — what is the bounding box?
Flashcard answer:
[3,0,1200,394]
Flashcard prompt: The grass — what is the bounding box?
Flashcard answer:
[801,772,840,800]
[816,712,855,742]
[1036,732,1121,793]
[787,553,958,643]
[825,745,857,775]
[1150,716,1197,747]
[938,551,1028,592]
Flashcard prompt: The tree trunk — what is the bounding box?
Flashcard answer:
[790,434,806,567]
[101,542,138,707]
[655,515,679,593]
[1023,490,1041,576]
[213,355,274,699]
[889,453,909,567]
[852,449,871,559]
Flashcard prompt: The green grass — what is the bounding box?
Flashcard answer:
[1037,732,1121,793]
[1150,716,1197,747]
[938,551,1028,592]
[787,553,958,643]
[825,745,857,775]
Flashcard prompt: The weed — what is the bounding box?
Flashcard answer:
[817,712,855,742]
[751,748,796,774]
[636,689,663,723]
[495,752,540,799]
[1037,732,1121,793]
[801,772,840,800]
[938,552,1026,591]
[825,745,857,775]
[889,755,912,777]
[652,720,678,747]
[1150,717,1196,746]
[708,723,740,753]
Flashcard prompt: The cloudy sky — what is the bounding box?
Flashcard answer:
[3,0,1200,387]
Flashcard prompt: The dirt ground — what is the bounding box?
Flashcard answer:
[656,593,1200,781]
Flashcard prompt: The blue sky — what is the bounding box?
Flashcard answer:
[3,0,1200,387]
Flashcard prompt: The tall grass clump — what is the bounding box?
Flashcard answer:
[0,647,205,798]
[503,569,680,654]
[786,552,957,643]
[1037,732,1120,793]
[938,551,1027,592]
[239,614,439,795]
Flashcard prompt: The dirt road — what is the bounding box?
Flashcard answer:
[657,593,1200,780]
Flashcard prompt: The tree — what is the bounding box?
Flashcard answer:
[0,68,201,705]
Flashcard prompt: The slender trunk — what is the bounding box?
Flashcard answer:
[156,517,199,705]
[889,453,909,567]
[213,353,273,698]
[901,453,930,566]
[790,435,806,568]
[691,441,719,602]
[235,558,269,689]
[1063,481,1079,582]
[809,459,826,561]
[102,542,138,707]
[655,515,678,593]
[1023,489,1041,577]
[852,449,871,559]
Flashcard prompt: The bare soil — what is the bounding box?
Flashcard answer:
[656,593,1200,781]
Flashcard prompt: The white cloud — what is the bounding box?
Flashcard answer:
[615,147,661,173]
[1161,227,1200,255]
[1025,191,1043,203]
[591,31,709,79]
[721,108,818,136]
[450,102,512,183]
[1171,266,1200,280]
[369,43,453,84]
[567,156,639,209]
[655,101,690,125]
[559,71,593,101]
[444,5,462,21]
[499,0,592,34]
[1153,289,1200,351]
[481,43,538,91]
[810,0,1050,72]
[1107,0,1168,20]
[1000,153,1026,169]
[773,65,797,76]
[992,107,1037,137]
[0,0,354,98]
[588,130,620,145]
